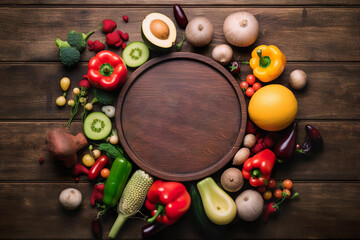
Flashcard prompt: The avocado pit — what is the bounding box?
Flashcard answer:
[150,19,170,40]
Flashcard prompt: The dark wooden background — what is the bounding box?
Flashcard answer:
[0,1,359,239]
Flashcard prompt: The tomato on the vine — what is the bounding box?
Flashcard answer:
[283,189,291,198]
[246,74,256,85]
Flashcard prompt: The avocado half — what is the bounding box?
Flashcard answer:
[141,13,177,52]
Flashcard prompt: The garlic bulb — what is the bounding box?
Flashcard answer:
[185,17,214,47]
[212,44,233,65]
[59,188,82,210]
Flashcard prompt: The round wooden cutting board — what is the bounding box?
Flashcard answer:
[115,52,247,181]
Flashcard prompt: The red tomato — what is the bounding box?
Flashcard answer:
[246,74,256,85]
[283,189,291,198]
[257,185,266,193]
[100,168,110,178]
[267,178,276,189]
[274,189,283,199]
[240,81,249,90]
[245,87,255,97]
[283,179,293,189]
[253,82,262,91]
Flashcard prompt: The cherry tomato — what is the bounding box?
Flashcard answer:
[263,190,272,200]
[257,185,266,193]
[240,81,249,91]
[283,179,293,189]
[100,168,110,178]
[252,82,262,91]
[267,178,276,189]
[274,189,283,199]
[82,154,95,167]
[246,74,256,85]
[245,87,255,97]
[283,189,291,198]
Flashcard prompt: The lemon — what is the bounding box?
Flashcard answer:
[248,84,297,131]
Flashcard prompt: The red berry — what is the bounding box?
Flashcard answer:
[296,144,301,149]
[253,82,262,91]
[75,177,80,182]
[38,157,44,164]
[123,15,129,22]
[121,42,126,49]
[246,74,256,85]
[245,87,255,97]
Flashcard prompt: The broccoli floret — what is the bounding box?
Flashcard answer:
[55,38,81,67]
[67,30,94,51]
[59,47,81,67]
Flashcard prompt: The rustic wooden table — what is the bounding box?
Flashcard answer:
[0,1,359,239]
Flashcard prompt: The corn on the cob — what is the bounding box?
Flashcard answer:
[108,169,153,238]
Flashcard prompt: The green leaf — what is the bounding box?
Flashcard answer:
[98,143,124,159]
[93,88,115,105]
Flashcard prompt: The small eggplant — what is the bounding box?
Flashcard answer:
[142,222,167,239]
[297,124,323,155]
[173,4,188,29]
[274,122,298,163]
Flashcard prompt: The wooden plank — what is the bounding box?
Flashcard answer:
[0,8,359,62]
[0,62,359,120]
[0,182,359,239]
[0,0,359,6]
[0,120,358,181]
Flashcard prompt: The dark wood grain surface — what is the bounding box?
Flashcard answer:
[0,1,359,240]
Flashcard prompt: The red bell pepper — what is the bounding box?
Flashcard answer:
[242,149,276,187]
[87,50,127,91]
[145,180,191,225]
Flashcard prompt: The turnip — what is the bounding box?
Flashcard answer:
[235,189,264,221]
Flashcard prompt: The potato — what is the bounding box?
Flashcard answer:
[243,134,256,148]
[221,167,244,192]
[233,147,250,165]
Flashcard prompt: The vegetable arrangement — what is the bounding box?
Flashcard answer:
[45,6,325,240]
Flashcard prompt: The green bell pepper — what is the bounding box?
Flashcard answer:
[103,157,132,208]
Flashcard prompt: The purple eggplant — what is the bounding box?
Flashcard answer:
[142,222,167,239]
[274,122,298,163]
[296,124,323,155]
[92,216,103,240]
[173,4,188,29]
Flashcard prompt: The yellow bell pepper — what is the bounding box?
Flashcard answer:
[249,45,286,82]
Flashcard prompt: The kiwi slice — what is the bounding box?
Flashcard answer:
[84,112,112,140]
[122,41,150,68]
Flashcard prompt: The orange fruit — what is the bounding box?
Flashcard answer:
[248,84,297,131]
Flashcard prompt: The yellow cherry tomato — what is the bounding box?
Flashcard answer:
[101,168,110,178]
[263,190,272,200]
[82,154,95,167]
[73,87,80,95]
[67,99,75,107]
[92,149,101,159]
[56,96,66,106]
[60,77,71,91]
